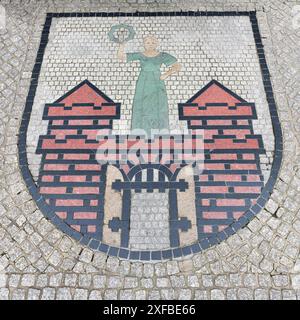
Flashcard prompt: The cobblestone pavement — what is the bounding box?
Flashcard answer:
[0,0,300,300]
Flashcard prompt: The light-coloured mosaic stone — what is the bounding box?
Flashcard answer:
[129,191,170,250]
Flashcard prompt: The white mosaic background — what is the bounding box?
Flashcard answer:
[129,191,170,250]
[27,15,275,181]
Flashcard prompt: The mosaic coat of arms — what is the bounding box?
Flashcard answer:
[19,12,282,260]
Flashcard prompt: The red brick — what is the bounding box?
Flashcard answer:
[204,130,218,139]
[223,129,251,138]
[73,187,99,194]
[237,120,249,125]
[82,129,101,139]
[218,225,227,231]
[41,175,54,182]
[75,164,101,171]
[203,212,228,219]
[207,120,233,126]
[73,212,97,219]
[60,175,87,182]
[63,154,90,160]
[68,119,94,125]
[99,120,110,125]
[203,225,213,233]
[201,186,228,193]
[190,120,202,126]
[201,199,210,206]
[71,225,81,232]
[204,163,225,170]
[40,187,66,194]
[87,225,97,233]
[217,199,245,206]
[210,154,237,160]
[56,212,67,219]
[45,154,58,160]
[233,212,244,219]
[44,164,69,171]
[242,154,255,160]
[213,174,241,182]
[247,175,261,182]
[199,175,209,181]
[234,186,261,193]
[90,200,98,206]
[56,199,83,206]
[50,129,77,138]
[230,163,257,170]
[52,120,64,125]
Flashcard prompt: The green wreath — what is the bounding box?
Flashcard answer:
[108,24,135,44]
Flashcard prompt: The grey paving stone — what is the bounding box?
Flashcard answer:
[178,289,192,300]
[148,290,161,300]
[291,275,300,290]
[104,289,118,300]
[156,277,170,288]
[49,274,63,287]
[107,276,123,289]
[282,289,297,300]
[135,289,147,300]
[226,288,238,300]
[194,290,209,300]
[187,275,200,288]
[74,288,89,300]
[89,290,103,300]
[211,289,225,300]
[56,288,72,300]
[124,277,138,289]
[237,288,253,300]
[272,275,289,287]
[79,249,94,263]
[78,274,92,288]
[119,289,135,300]
[254,289,269,300]
[93,275,106,289]
[12,289,26,300]
[21,274,35,287]
[0,288,9,300]
[41,288,56,300]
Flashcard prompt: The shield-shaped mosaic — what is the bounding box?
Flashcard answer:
[19,11,282,261]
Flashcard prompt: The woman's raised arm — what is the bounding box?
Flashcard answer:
[117,43,126,62]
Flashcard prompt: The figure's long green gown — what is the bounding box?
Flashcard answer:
[127,52,177,135]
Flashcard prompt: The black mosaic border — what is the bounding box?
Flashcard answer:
[18,11,283,261]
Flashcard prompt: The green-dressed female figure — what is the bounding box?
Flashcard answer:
[117,36,181,136]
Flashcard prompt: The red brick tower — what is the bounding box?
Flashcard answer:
[179,80,265,239]
[36,80,120,239]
